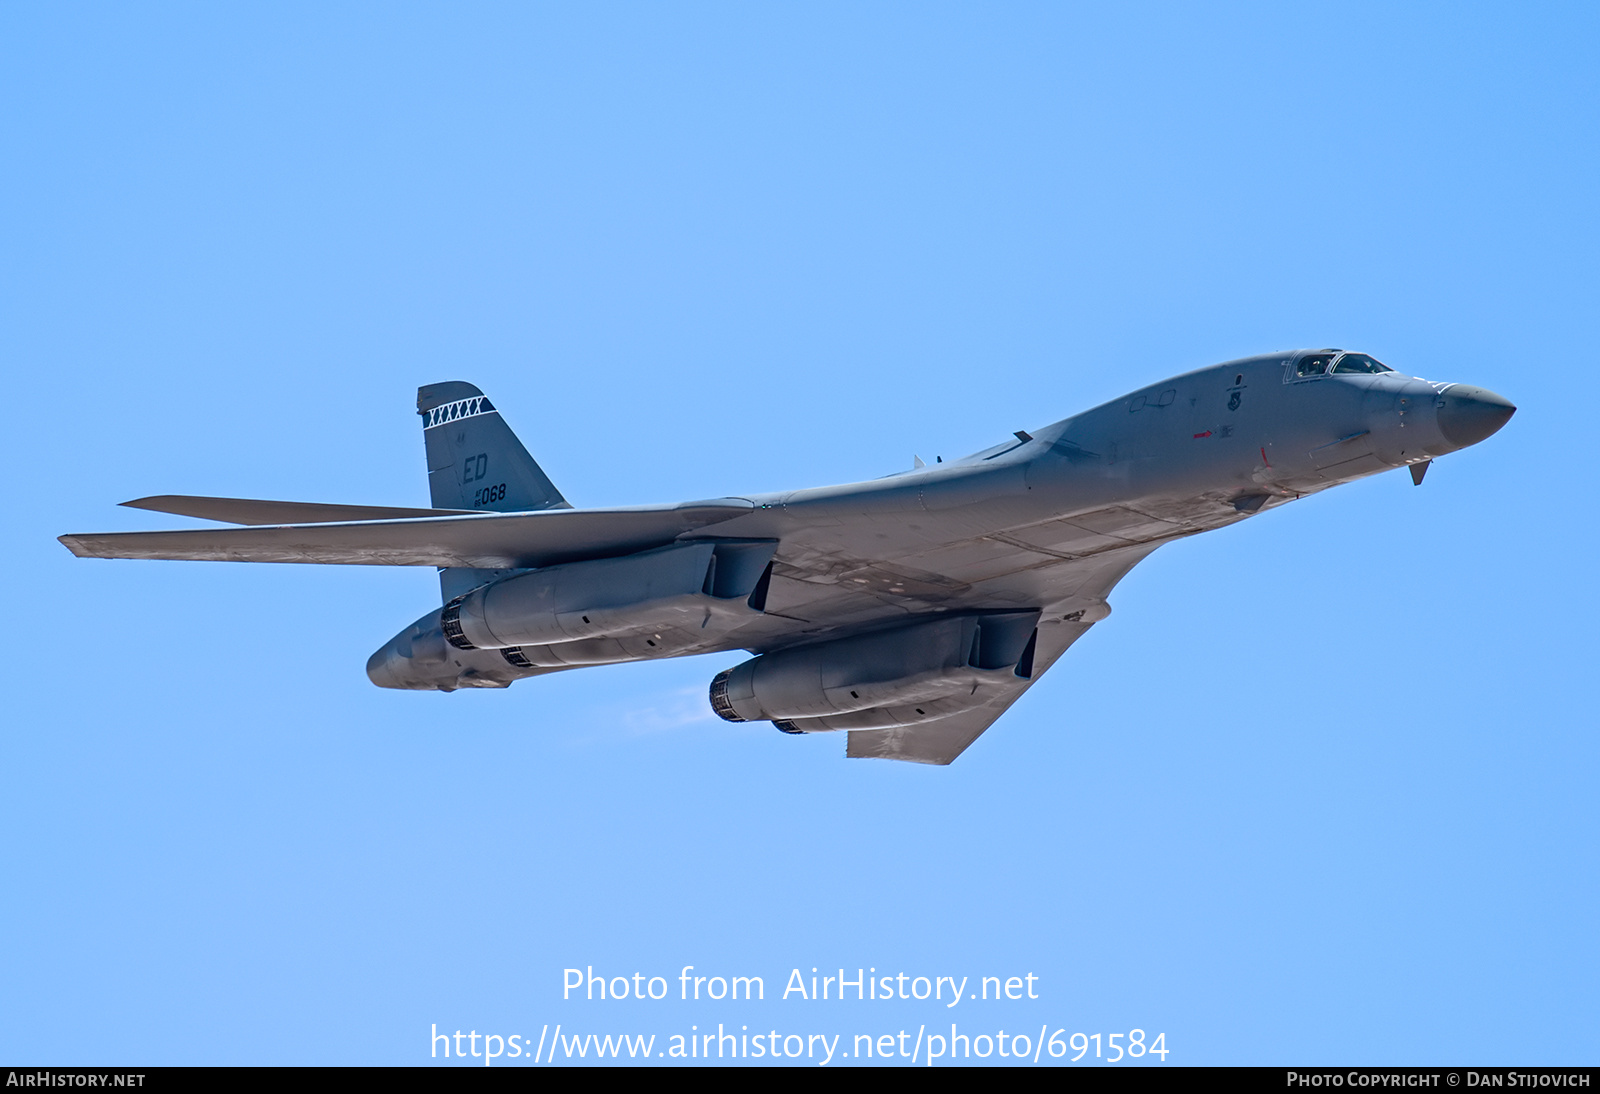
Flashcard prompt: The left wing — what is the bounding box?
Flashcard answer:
[59,501,753,569]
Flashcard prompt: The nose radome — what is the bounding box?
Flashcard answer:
[1436,385,1516,448]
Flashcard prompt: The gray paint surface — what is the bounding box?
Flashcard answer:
[60,350,1514,765]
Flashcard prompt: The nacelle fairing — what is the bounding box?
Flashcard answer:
[367,538,776,690]
[709,611,1039,732]
[365,609,535,691]
[440,539,775,651]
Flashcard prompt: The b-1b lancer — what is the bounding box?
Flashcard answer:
[61,350,1514,764]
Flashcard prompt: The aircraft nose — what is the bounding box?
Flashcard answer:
[1436,385,1516,448]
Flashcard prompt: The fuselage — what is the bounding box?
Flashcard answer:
[367,350,1514,691]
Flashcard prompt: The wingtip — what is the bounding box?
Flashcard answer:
[58,534,95,558]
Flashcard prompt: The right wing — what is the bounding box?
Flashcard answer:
[843,615,1095,765]
[843,541,1161,765]
[60,501,753,569]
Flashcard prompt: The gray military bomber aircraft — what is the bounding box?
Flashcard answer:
[61,350,1513,764]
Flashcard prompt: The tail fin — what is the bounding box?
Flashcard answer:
[418,382,570,600]
[419,382,570,513]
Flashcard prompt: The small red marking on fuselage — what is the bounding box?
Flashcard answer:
[1260,446,1272,468]
[1193,431,1212,439]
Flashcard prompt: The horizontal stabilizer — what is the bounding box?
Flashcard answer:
[122,495,476,525]
[61,502,753,569]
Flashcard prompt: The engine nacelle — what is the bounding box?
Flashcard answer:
[440,539,776,651]
[367,607,548,691]
[709,611,1039,728]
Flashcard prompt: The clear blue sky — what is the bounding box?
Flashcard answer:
[4,1,1596,1066]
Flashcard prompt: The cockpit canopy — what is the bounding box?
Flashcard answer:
[1294,350,1394,378]
[1332,352,1392,374]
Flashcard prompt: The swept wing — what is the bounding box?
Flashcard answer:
[840,543,1155,763]
[60,502,753,569]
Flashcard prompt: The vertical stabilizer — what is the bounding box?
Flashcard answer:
[418,382,571,600]
[419,382,569,512]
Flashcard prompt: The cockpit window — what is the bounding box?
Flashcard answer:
[1331,353,1393,374]
[1296,354,1334,377]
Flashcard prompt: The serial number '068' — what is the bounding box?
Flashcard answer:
[474,483,507,506]
[1060,1030,1167,1062]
